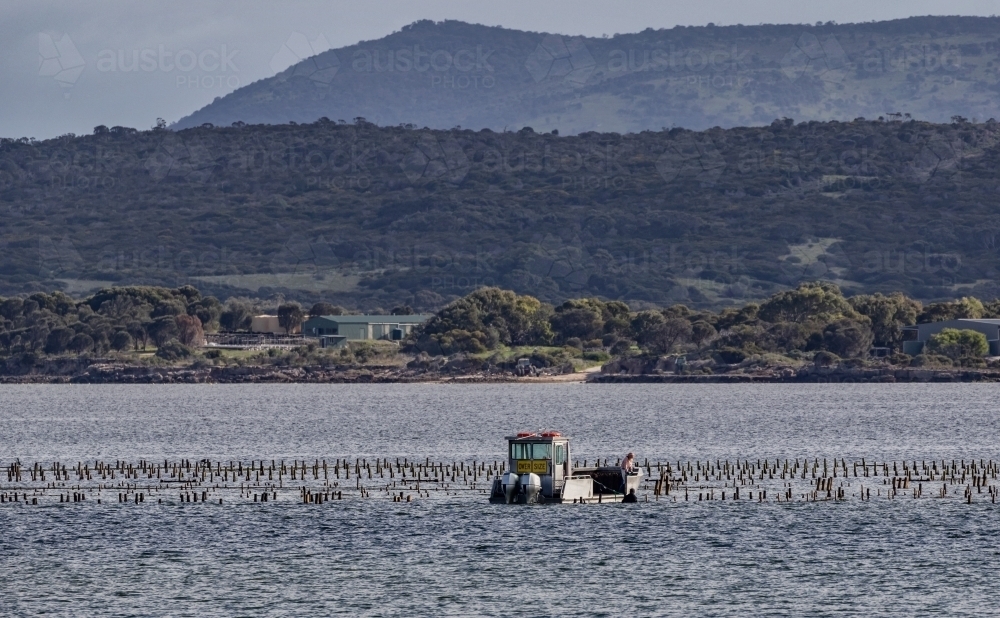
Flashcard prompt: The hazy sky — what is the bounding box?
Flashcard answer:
[4,0,998,139]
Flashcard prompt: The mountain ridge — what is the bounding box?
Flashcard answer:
[175,16,1000,134]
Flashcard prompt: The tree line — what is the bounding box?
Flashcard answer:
[407,283,1000,366]
[0,286,363,362]
[2,282,997,367]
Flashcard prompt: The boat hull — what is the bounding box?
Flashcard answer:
[489,467,642,504]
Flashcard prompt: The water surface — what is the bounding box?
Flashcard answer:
[2,384,999,616]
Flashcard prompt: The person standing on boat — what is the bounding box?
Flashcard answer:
[619,453,637,495]
[621,452,636,474]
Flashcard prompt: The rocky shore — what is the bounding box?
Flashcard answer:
[0,356,557,384]
[589,365,1000,383]
[1,357,998,384]
[0,362,504,384]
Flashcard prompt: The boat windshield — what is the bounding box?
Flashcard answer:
[510,442,552,460]
[532,443,551,460]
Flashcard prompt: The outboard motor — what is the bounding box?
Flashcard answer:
[522,473,542,504]
[501,472,520,504]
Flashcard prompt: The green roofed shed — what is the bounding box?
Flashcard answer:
[302,314,431,341]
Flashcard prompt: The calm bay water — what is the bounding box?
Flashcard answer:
[2,384,1000,616]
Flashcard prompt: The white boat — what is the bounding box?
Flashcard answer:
[488,432,643,504]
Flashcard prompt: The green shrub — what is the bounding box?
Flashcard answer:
[714,347,747,364]
[889,352,912,366]
[959,356,987,368]
[926,328,988,360]
[813,350,839,367]
[610,340,634,356]
[155,339,192,361]
[583,350,611,363]
[530,351,558,367]
[910,354,954,367]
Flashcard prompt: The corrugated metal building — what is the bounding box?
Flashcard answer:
[302,314,431,341]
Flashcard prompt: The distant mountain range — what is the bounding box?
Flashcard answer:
[175,17,1000,134]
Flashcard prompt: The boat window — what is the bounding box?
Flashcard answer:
[510,443,531,460]
[554,444,565,465]
[532,443,551,460]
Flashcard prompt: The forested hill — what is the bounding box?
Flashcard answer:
[2,117,1000,310]
[173,17,1000,134]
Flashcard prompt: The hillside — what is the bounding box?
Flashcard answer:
[2,117,1000,309]
[173,17,1000,134]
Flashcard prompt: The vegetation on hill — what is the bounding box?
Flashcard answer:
[174,17,1000,134]
[3,117,1000,309]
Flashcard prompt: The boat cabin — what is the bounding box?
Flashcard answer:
[507,432,571,498]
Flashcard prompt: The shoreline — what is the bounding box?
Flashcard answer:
[1,363,998,384]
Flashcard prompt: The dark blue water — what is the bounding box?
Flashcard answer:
[2,384,1000,616]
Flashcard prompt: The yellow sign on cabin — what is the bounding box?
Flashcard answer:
[516,460,550,474]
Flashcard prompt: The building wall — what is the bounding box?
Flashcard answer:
[249,315,298,335]
[303,317,339,337]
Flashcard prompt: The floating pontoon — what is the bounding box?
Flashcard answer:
[488,432,643,504]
